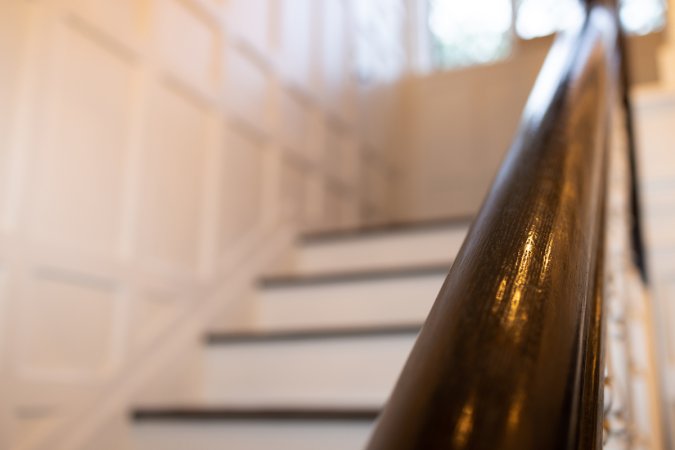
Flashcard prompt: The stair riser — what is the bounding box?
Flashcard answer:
[201,334,416,406]
[133,420,372,450]
[284,227,467,275]
[254,273,445,330]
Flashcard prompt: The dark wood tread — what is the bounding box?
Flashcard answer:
[300,215,474,243]
[132,406,380,422]
[205,323,422,345]
[259,263,451,288]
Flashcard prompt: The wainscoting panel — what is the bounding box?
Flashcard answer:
[68,0,145,48]
[227,47,272,134]
[227,0,270,56]
[156,0,219,93]
[29,22,133,257]
[15,270,123,379]
[137,83,212,273]
[0,0,408,448]
[278,89,310,157]
[216,127,266,250]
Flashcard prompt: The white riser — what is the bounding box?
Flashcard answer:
[254,271,445,330]
[284,226,468,275]
[132,420,372,450]
[201,334,416,406]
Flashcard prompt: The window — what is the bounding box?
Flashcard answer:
[620,0,667,35]
[517,0,666,38]
[428,0,667,70]
[515,0,583,40]
[428,0,513,69]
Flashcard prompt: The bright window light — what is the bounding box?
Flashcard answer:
[620,0,666,35]
[429,0,667,70]
[516,0,666,39]
[515,0,584,39]
[428,0,513,69]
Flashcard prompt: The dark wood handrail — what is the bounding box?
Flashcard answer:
[367,4,625,449]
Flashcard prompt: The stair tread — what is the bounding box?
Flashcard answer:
[260,263,451,288]
[132,406,380,421]
[300,215,473,243]
[205,323,422,344]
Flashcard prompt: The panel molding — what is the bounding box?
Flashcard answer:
[13,268,128,383]
[1,0,407,448]
[27,19,136,259]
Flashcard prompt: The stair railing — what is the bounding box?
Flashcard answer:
[366,1,668,449]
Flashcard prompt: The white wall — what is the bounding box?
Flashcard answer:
[0,1,407,449]
[393,38,552,220]
[393,24,664,222]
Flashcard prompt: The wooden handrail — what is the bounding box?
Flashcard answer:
[367,4,625,449]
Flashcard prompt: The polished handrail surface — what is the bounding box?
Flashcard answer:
[367,6,619,450]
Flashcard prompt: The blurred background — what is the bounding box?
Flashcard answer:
[0,0,674,449]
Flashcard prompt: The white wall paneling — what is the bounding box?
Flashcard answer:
[359,202,378,226]
[302,170,329,233]
[15,269,125,381]
[3,3,66,235]
[278,88,311,159]
[324,120,344,183]
[226,46,272,134]
[339,191,361,228]
[67,0,145,50]
[156,0,220,95]
[216,126,267,253]
[339,134,361,189]
[13,407,62,450]
[130,289,183,351]
[227,0,270,57]
[305,104,326,166]
[137,82,213,275]
[28,21,134,258]
[0,2,33,231]
[0,0,408,448]
[0,269,10,448]
[277,0,314,92]
[0,269,7,363]
[363,150,392,218]
[323,182,344,228]
[279,155,310,224]
[63,0,145,58]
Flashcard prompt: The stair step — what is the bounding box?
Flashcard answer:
[200,326,419,407]
[206,324,422,344]
[133,406,380,421]
[252,265,447,331]
[132,406,375,450]
[131,219,470,450]
[274,218,470,276]
[300,215,473,243]
[259,263,451,287]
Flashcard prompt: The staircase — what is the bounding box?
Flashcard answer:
[130,218,471,450]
